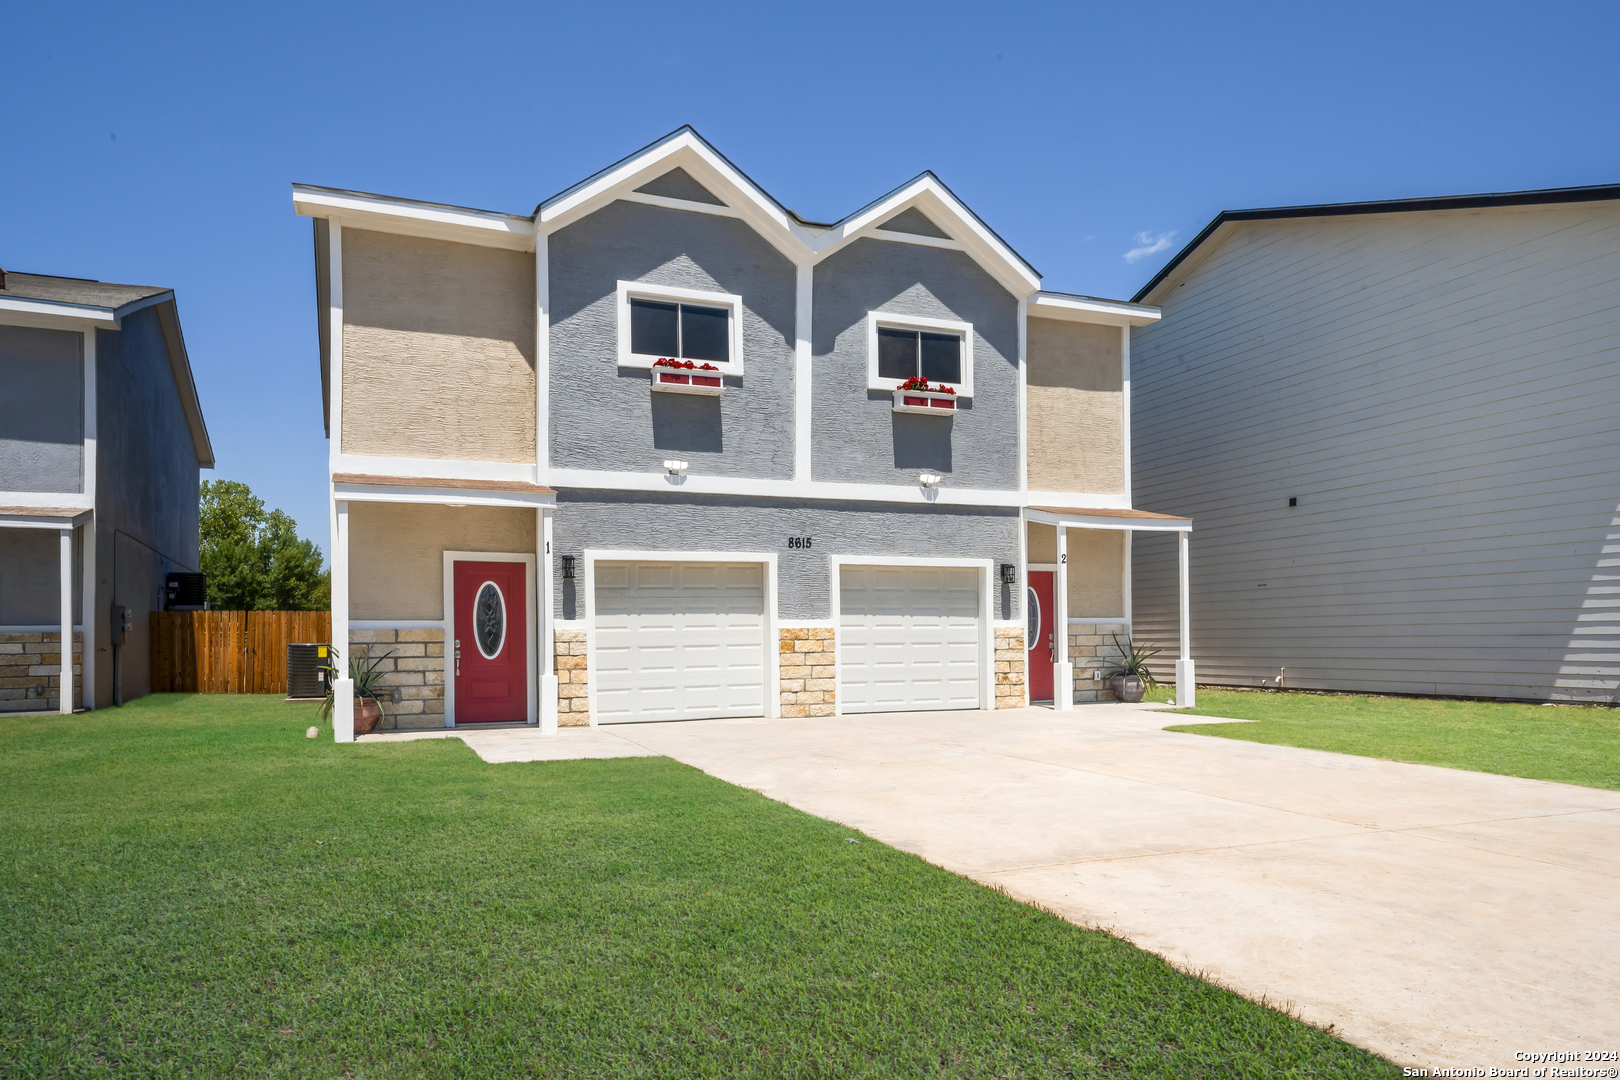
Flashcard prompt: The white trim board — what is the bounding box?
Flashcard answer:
[351,620,446,630]
[0,492,94,509]
[331,484,555,510]
[1028,292,1161,328]
[331,454,538,484]
[1022,508,1192,533]
[548,469,1120,509]
[293,185,535,251]
[441,551,539,727]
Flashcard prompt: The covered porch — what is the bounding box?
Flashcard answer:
[0,506,91,714]
[1022,505,1194,708]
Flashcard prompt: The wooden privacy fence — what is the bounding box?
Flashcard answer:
[150,611,332,694]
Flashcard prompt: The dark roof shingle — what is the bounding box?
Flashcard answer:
[0,271,170,310]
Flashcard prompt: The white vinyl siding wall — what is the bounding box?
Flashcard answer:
[1130,202,1620,702]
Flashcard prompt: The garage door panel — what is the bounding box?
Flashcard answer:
[840,565,981,714]
[595,561,766,723]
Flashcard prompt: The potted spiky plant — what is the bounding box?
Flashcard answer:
[319,648,392,735]
[1106,634,1160,704]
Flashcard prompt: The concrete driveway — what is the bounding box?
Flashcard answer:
[372,705,1620,1069]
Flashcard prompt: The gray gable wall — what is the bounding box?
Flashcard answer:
[548,199,797,478]
[878,207,952,239]
[0,324,83,493]
[811,238,1019,489]
[633,167,727,206]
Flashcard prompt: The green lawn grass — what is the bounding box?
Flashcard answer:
[1,695,1396,1079]
[1160,688,1620,791]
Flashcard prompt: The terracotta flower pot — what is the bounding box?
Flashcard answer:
[353,696,383,735]
[1109,674,1145,703]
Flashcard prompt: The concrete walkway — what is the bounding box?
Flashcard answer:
[365,706,1620,1069]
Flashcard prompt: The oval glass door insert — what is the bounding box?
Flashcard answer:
[475,581,506,659]
[1026,587,1040,651]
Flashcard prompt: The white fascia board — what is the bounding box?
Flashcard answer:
[332,484,556,509]
[0,511,93,530]
[536,134,812,263]
[1023,490,1131,510]
[549,468,1029,508]
[1022,507,1191,533]
[292,186,536,252]
[811,179,1042,297]
[331,454,538,483]
[0,492,94,509]
[0,297,118,330]
[1028,293,1161,328]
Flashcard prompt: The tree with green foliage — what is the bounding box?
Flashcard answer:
[199,480,330,611]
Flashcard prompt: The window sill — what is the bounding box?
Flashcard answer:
[653,370,724,396]
[892,388,957,414]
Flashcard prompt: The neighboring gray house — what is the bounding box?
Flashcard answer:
[293,127,1189,741]
[0,269,213,712]
[1128,184,1620,703]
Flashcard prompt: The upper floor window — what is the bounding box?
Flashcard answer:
[865,312,974,397]
[617,280,744,375]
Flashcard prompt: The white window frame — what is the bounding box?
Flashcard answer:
[616,280,744,376]
[865,311,974,399]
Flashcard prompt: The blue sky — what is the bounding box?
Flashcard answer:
[5,0,1617,555]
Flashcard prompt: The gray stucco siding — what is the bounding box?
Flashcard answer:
[0,527,80,625]
[548,200,797,478]
[0,324,83,493]
[552,490,1022,623]
[811,238,1020,489]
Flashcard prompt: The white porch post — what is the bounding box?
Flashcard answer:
[58,528,73,715]
[81,520,96,710]
[1054,525,1073,710]
[1176,529,1195,708]
[538,507,558,733]
[332,500,353,742]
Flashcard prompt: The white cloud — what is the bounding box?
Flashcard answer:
[1124,230,1178,264]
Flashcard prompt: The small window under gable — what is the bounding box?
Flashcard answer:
[877,206,952,239]
[617,280,744,375]
[633,167,727,207]
[865,311,974,397]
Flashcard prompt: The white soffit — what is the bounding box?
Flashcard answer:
[291,185,536,251]
[1028,292,1161,328]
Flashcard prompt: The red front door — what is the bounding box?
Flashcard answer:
[453,560,527,723]
[1027,571,1055,702]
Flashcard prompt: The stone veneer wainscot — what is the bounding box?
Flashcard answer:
[1069,623,1130,703]
[553,628,590,726]
[0,631,81,713]
[349,629,445,731]
[994,627,1027,709]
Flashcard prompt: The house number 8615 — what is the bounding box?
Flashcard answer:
[786,536,814,549]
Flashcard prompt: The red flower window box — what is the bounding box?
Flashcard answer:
[652,358,724,397]
[891,377,957,414]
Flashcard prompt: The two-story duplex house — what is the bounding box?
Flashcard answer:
[293,129,1190,740]
[0,269,213,712]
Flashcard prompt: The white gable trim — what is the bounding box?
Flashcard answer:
[536,132,811,263]
[807,178,1041,297]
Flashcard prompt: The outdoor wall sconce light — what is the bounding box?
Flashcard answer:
[918,471,943,489]
[560,555,576,580]
[999,563,1017,585]
[663,459,689,476]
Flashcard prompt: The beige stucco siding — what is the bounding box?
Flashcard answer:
[1026,318,1123,494]
[349,502,536,620]
[341,229,536,462]
[1026,522,1125,618]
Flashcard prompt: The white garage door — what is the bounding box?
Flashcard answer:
[839,565,981,713]
[594,561,766,723]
